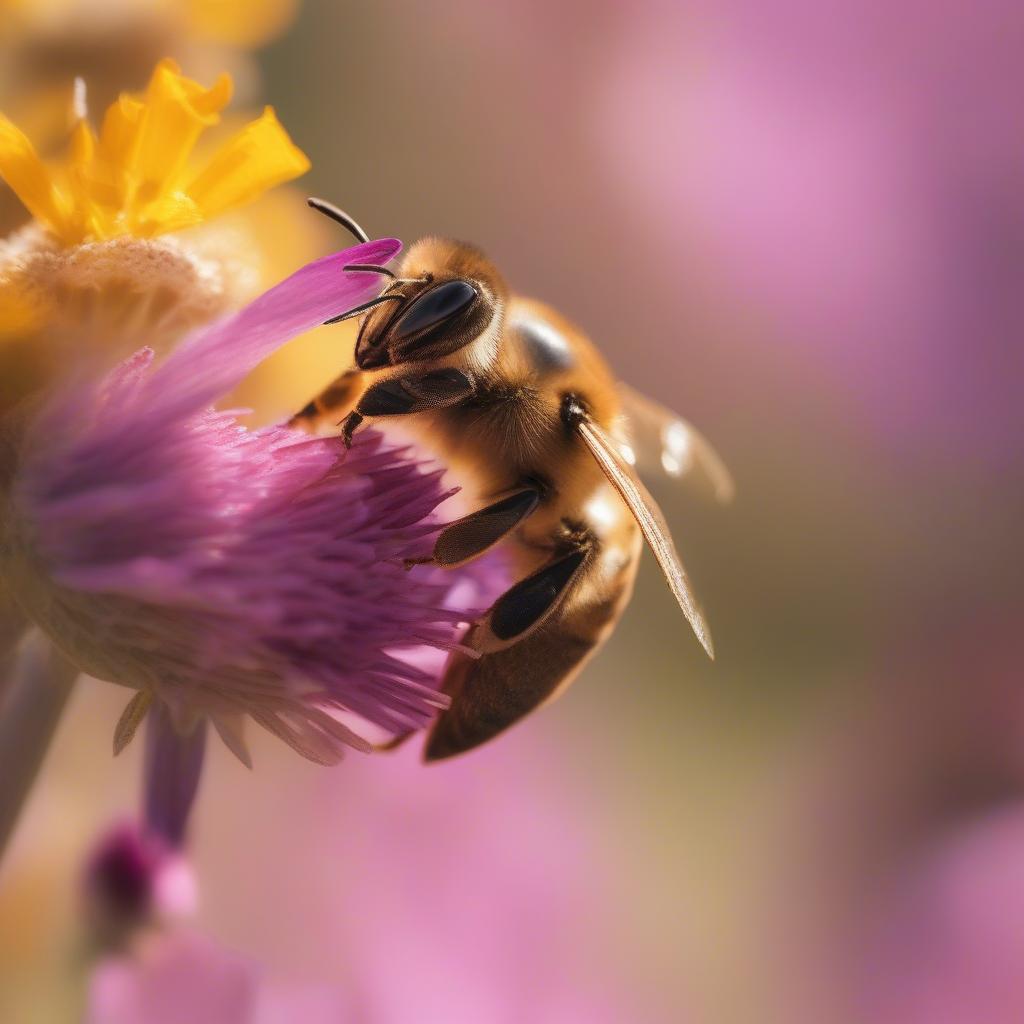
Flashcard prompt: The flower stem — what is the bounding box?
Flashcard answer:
[144,701,207,848]
[0,589,26,658]
[0,629,77,862]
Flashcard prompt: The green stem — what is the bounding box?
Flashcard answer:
[0,629,77,863]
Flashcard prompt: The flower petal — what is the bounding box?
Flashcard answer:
[0,114,68,235]
[113,689,154,756]
[64,119,111,242]
[211,714,252,770]
[149,239,402,415]
[187,107,310,221]
[98,95,145,171]
[132,60,232,217]
[87,932,259,1024]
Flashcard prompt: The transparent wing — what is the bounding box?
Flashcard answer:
[576,414,715,659]
[617,382,735,504]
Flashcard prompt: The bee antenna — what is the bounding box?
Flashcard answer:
[307,197,370,244]
[323,292,404,326]
[343,263,397,280]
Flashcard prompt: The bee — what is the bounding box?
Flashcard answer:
[292,199,733,760]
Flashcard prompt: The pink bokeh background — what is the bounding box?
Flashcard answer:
[2,2,1023,1021]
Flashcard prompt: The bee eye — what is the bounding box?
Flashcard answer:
[393,280,477,341]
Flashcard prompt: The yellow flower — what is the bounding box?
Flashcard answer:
[0,60,313,418]
[0,58,309,247]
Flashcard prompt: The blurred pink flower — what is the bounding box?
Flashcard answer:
[81,731,640,1022]
[195,732,649,1023]
[599,0,1024,458]
[3,239,503,768]
[82,821,197,946]
[862,803,1024,1024]
[86,930,351,1024]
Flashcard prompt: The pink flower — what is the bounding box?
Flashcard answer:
[1,240,505,774]
[82,821,197,947]
[84,735,639,1024]
[862,803,1024,1024]
[597,0,1024,460]
[189,734,652,1023]
[86,930,351,1024]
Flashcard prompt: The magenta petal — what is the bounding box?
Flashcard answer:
[150,238,402,416]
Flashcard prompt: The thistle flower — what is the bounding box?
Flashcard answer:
[0,58,310,409]
[0,240,506,852]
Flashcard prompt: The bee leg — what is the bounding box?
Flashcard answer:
[340,411,363,448]
[404,485,542,570]
[338,368,475,447]
[473,530,593,655]
[381,533,593,759]
[425,537,627,761]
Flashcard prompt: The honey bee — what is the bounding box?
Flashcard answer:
[292,199,733,760]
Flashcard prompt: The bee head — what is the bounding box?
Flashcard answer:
[355,238,506,371]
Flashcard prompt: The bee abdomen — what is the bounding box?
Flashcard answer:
[424,615,604,761]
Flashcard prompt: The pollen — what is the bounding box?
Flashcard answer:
[0,220,258,411]
[0,58,310,247]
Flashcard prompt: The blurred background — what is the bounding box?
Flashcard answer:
[2,2,1023,1022]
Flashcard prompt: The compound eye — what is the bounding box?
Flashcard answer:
[393,280,477,341]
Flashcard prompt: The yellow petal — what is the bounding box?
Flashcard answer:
[98,94,143,171]
[0,59,307,247]
[186,106,309,220]
[68,118,95,170]
[89,93,144,224]
[133,190,204,237]
[0,114,68,237]
[132,60,233,208]
[62,118,101,240]
[165,59,234,119]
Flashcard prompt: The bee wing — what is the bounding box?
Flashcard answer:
[617,383,734,504]
[576,413,715,659]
